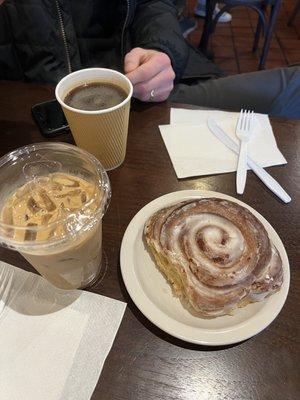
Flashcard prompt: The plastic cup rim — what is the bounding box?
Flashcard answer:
[0,142,111,248]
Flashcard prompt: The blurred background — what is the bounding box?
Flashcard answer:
[181,0,300,75]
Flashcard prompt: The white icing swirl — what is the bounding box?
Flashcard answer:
[144,199,283,317]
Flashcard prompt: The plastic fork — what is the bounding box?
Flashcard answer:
[236,109,254,194]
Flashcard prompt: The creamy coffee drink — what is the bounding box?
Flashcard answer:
[64,82,127,111]
[0,172,103,289]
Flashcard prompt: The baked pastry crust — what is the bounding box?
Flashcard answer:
[144,198,283,318]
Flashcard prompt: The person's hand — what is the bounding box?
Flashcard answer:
[124,48,175,102]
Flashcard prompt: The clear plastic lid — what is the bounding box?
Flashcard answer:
[0,143,111,250]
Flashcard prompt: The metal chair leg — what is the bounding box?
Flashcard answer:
[199,0,217,53]
[253,4,266,52]
[259,0,282,70]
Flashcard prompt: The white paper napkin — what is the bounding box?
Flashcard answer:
[0,262,126,400]
[159,108,287,179]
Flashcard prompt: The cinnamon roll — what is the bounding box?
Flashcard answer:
[144,198,283,318]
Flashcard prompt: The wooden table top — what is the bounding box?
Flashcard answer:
[0,81,299,400]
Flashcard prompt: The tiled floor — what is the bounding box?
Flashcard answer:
[185,0,300,75]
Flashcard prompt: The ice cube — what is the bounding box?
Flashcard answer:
[27,197,41,214]
[42,213,53,224]
[81,192,87,204]
[39,190,56,211]
[24,223,37,241]
[53,176,79,187]
[54,189,81,198]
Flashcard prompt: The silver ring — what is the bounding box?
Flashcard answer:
[149,89,155,100]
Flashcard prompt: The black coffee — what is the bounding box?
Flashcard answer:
[64,82,127,111]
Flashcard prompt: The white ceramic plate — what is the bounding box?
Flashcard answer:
[120,190,290,346]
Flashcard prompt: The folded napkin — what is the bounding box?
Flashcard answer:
[159,108,287,179]
[0,262,126,400]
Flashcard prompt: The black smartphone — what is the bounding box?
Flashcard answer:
[31,99,69,138]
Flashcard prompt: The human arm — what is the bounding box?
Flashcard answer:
[129,0,189,80]
[125,47,175,101]
[124,0,189,101]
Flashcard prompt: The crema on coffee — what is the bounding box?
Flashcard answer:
[64,82,127,111]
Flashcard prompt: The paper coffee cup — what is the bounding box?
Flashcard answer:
[56,68,133,170]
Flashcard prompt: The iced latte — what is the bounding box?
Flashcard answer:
[0,143,111,290]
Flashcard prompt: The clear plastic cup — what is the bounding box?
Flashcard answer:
[0,142,111,290]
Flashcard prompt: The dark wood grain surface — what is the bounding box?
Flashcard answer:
[0,81,299,400]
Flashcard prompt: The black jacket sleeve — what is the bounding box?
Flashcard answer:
[129,0,189,81]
